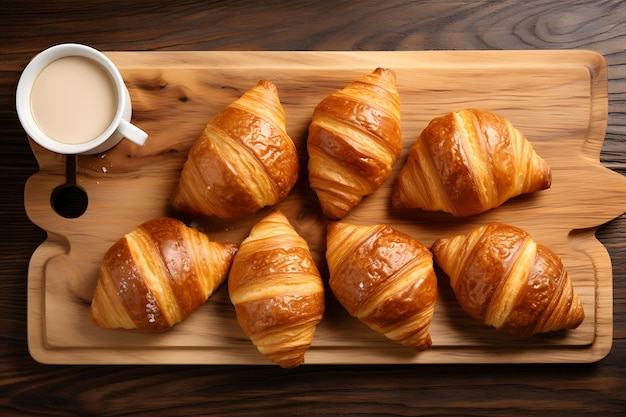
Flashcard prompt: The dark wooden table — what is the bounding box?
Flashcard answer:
[2,1,625,415]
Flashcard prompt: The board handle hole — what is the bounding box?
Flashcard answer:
[51,184,89,218]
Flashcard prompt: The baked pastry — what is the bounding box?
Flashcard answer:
[307,68,402,219]
[431,222,584,337]
[326,222,437,351]
[392,108,551,217]
[228,210,325,368]
[90,217,237,332]
[171,80,299,218]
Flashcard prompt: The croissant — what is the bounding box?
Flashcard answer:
[228,210,325,368]
[90,217,237,332]
[307,68,402,219]
[326,222,437,351]
[392,108,552,217]
[431,222,584,337]
[170,80,299,219]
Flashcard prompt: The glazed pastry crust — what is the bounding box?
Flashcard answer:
[307,68,402,219]
[171,80,299,219]
[393,109,551,217]
[326,222,437,350]
[228,210,324,368]
[431,222,584,337]
[90,217,237,332]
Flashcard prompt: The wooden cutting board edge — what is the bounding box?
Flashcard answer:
[24,50,625,365]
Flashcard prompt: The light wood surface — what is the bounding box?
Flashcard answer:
[24,50,625,364]
[4,1,626,415]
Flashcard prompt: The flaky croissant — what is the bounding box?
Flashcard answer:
[228,210,325,368]
[326,222,437,351]
[392,108,551,217]
[431,222,584,337]
[171,80,299,219]
[307,68,402,219]
[90,217,237,332]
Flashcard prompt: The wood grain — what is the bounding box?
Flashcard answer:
[24,50,625,364]
[3,1,626,416]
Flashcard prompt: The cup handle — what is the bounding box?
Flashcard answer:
[117,119,148,146]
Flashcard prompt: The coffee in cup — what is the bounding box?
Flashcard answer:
[16,43,147,155]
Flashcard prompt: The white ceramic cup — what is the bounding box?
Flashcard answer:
[16,43,147,155]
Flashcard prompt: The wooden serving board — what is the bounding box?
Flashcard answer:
[26,51,626,364]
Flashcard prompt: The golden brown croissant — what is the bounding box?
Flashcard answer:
[171,80,299,219]
[392,108,551,217]
[228,210,325,368]
[90,217,237,332]
[307,68,402,219]
[431,222,584,337]
[326,222,437,351]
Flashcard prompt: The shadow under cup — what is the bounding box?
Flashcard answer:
[50,155,89,219]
